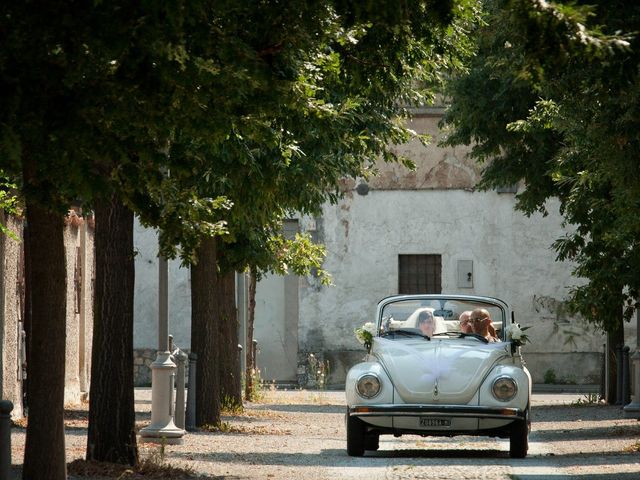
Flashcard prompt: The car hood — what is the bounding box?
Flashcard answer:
[372,337,510,404]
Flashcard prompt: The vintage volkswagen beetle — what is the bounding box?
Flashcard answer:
[346,294,531,458]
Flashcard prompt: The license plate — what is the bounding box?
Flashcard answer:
[419,417,451,427]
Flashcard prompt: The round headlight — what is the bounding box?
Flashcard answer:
[492,376,518,401]
[356,374,381,399]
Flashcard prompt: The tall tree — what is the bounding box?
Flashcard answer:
[441,1,638,401]
[3,1,482,468]
[144,0,482,425]
[87,193,137,464]
[190,237,221,426]
[21,199,67,480]
[442,0,638,331]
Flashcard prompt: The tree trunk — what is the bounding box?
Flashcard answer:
[606,322,625,404]
[217,269,241,408]
[244,268,257,401]
[22,202,68,480]
[86,194,138,465]
[190,236,221,426]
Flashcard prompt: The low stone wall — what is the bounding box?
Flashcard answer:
[133,349,156,386]
[137,347,606,389]
[133,348,191,387]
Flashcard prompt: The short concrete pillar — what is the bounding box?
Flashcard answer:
[173,349,188,430]
[139,351,184,444]
[185,353,197,431]
[1,400,14,480]
[624,349,640,418]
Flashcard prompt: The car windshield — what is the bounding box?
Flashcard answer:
[379,297,506,341]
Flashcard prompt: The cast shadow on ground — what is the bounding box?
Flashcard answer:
[170,447,513,468]
[514,475,639,480]
[251,403,345,414]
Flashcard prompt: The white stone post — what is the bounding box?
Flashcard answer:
[139,254,184,443]
[173,348,188,430]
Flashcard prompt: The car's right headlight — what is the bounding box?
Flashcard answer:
[492,376,518,401]
[356,373,381,399]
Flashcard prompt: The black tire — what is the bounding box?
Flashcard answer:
[509,418,529,458]
[346,413,366,456]
[364,432,379,451]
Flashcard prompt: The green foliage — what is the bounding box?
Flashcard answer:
[442,0,640,332]
[243,368,265,403]
[543,369,557,384]
[1,0,482,275]
[571,392,601,406]
[0,170,19,240]
[306,353,330,390]
[220,395,244,415]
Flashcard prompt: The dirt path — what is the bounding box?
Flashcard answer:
[9,389,640,479]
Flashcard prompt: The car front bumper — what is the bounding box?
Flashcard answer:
[349,404,526,421]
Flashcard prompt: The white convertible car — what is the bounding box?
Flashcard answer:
[346,294,531,458]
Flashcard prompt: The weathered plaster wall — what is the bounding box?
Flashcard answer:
[298,189,607,385]
[64,217,82,404]
[372,114,483,190]
[131,113,637,389]
[294,112,614,387]
[81,223,95,395]
[63,213,95,405]
[0,214,24,417]
[133,220,191,351]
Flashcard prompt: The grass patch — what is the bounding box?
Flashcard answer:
[220,395,244,415]
[67,456,197,479]
[240,409,287,420]
[624,440,640,453]
[570,393,602,406]
[200,421,292,435]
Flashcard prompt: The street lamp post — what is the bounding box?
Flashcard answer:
[139,254,185,443]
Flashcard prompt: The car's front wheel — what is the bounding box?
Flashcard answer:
[346,412,366,456]
[364,432,379,451]
[509,413,529,458]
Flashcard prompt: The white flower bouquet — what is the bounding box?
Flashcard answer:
[506,323,531,347]
[354,322,376,352]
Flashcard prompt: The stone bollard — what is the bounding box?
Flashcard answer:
[185,353,197,431]
[1,400,14,480]
[173,348,188,430]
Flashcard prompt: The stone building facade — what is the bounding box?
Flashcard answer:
[133,108,637,388]
[253,109,634,387]
[0,210,94,417]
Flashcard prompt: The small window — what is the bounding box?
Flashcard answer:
[398,254,442,294]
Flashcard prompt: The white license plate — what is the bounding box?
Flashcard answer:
[419,417,451,427]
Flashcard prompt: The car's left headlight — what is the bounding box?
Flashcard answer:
[356,373,381,399]
[492,376,518,401]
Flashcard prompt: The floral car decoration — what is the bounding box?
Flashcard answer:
[345,294,532,458]
[355,322,376,352]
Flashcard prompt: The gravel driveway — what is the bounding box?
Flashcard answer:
[10,388,640,479]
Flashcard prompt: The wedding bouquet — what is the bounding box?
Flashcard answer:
[354,322,376,352]
[506,323,531,347]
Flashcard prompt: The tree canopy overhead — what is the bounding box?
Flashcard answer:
[2,0,484,474]
[442,0,640,331]
[128,0,483,274]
